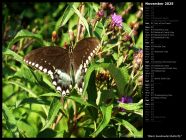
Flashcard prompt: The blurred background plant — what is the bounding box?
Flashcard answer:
[2,2,143,138]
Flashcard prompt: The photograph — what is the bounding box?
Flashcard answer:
[2,2,143,138]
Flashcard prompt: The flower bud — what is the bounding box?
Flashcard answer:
[123,34,132,42]
[68,29,74,41]
[52,31,58,42]
[133,22,140,30]
[100,2,108,10]
[11,45,18,52]
[136,9,143,18]
[132,30,138,36]
[32,27,37,33]
[63,42,68,49]
[121,10,128,17]
[97,9,104,18]
[136,75,143,86]
[108,3,115,13]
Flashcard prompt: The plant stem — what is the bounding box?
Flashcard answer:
[76,3,85,42]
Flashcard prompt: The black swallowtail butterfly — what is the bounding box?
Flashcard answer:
[24,37,100,96]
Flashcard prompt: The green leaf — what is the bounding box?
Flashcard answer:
[123,23,135,42]
[117,56,124,67]
[72,4,90,36]
[52,3,66,18]
[68,14,79,30]
[3,48,23,64]
[94,22,104,39]
[17,121,37,138]
[92,2,99,12]
[4,81,37,98]
[39,92,61,97]
[83,64,97,96]
[113,118,142,138]
[2,103,19,138]
[87,71,97,105]
[102,125,117,138]
[59,33,70,47]
[84,63,128,96]
[14,65,55,94]
[98,89,117,105]
[20,97,51,106]
[102,44,118,53]
[120,67,129,79]
[2,84,14,102]
[41,97,62,131]
[136,31,143,49]
[126,14,136,25]
[90,104,113,137]
[99,63,128,95]
[37,128,57,138]
[3,49,44,86]
[8,29,50,48]
[87,106,98,121]
[68,95,97,108]
[14,65,42,84]
[118,99,143,111]
[55,117,68,136]
[55,3,80,31]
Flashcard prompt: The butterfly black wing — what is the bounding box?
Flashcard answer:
[24,37,100,96]
[24,47,72,96]
[72,37,100,91]
[24,47,70,73]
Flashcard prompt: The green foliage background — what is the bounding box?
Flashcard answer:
[2,2,143,138]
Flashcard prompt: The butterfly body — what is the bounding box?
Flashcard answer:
[24,37,100,96]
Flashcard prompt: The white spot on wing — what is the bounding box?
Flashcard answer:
[62,90,66,96]
[52,81,57,86]
[75,65,83,83]
[29,61,31,65]
[84,63,86,68]
[35,64,39,68]
[88,56,91,60]
[80,64,83,69]
[52,66,56,70]
[90,52,93,56]
[69,84,72,89]
[50,75,54,79]
[48,70,53,75]
[56,69,72,86]
[86,60,89,65]
[43,68,47,73]
[79,88,83,93]
[39,66,43,70]
[75,84,78,89]
[57,86,62,91]
[66,89,69,94]
[56,69,62,75]
[32,62,35,66]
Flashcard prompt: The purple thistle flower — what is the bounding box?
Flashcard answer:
[111,13,123,27]
[117,96,133,112]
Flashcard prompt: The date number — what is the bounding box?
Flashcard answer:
[165,2,174,5]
